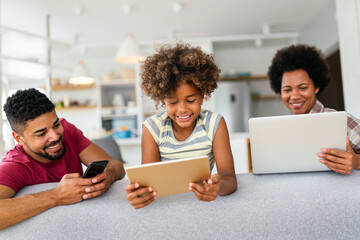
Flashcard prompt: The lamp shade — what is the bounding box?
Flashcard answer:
[68,60,95,85]
[115,33,145,63]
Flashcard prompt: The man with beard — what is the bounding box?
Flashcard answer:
[0,88,125,229]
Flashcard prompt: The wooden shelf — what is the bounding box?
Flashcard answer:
[102,106,128,110]
[100,79,135,86]
[51,84,96,91]
[101,106,138,112]
[102,113,137,120]
[251,95,281,101]
[220,75,268,81]
[55,105,97,110]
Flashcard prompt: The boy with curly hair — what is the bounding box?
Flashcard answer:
[125,43,237,209]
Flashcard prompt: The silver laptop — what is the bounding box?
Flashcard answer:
[249,111,347,174]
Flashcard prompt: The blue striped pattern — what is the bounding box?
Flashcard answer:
[143,110,222,171]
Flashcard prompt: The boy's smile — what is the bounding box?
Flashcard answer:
[164,82,204,138]
[176,114,193,122]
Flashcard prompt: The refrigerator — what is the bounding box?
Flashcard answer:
[214,81,251,133]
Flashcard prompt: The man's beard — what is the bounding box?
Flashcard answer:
[27,136,66,161]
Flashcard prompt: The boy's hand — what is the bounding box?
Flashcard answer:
[188,174,220,201]
[125,183,157,209]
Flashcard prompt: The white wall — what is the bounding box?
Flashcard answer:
[296,0,360,117]
[1,0,47,37]
[213,41,292,123]
[336,0,360,116]
[298,0,339,55]
[56,108,102,139]
[213,42,288,76]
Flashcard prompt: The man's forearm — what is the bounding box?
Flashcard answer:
[108,159,125,182]
[0,189,57,230]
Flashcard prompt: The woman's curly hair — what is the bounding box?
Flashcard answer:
[267,44,331,95]
[140,43,220,107]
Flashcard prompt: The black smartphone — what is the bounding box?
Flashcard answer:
[82,160,109,178]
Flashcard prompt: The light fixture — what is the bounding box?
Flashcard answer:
[172,2,184,13]
[255,38,263,47]
[115,33,144,63]
[122,4,132,15]
[68,60,95,85]
[262,24,271,36]
[168,2,184,39]
[72,6,84,16]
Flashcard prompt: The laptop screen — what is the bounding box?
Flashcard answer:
[249,111,347,174]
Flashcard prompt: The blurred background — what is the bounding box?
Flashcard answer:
[1,0,358,172]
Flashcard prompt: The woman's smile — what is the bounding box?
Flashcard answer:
[281,69,319,114]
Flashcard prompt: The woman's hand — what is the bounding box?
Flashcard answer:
[318,135,359,175]
[188,174,221,201]
[124,183,157,209]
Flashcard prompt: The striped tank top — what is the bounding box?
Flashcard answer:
[143,109,222,171]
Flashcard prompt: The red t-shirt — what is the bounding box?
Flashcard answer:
[0,118,91,193]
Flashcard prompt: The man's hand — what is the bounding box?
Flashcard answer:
[0,172,96,230]
[318,135,359,175]
[51,170,113,205]
[82,169,113,200]
[51,173,92,205]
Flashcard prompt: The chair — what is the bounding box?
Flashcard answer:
[92,138,126,163]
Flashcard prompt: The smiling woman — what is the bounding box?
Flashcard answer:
[267,44,360,175]
[280,69,320,114]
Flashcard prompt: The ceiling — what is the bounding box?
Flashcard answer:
[2,0,331,45]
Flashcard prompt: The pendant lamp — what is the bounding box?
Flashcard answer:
[115,33,145,63]
[68,60,95,85]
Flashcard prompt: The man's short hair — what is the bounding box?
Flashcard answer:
[4,88,55,134]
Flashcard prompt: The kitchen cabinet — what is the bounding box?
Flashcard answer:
[48,63,152,144]
[216,75,283,132]
[50,83,98,109]
[219,75,279,101]
[99,78,143,140]
[217,75,289,119]
[50,84,100,137]
[98,64,146,143]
